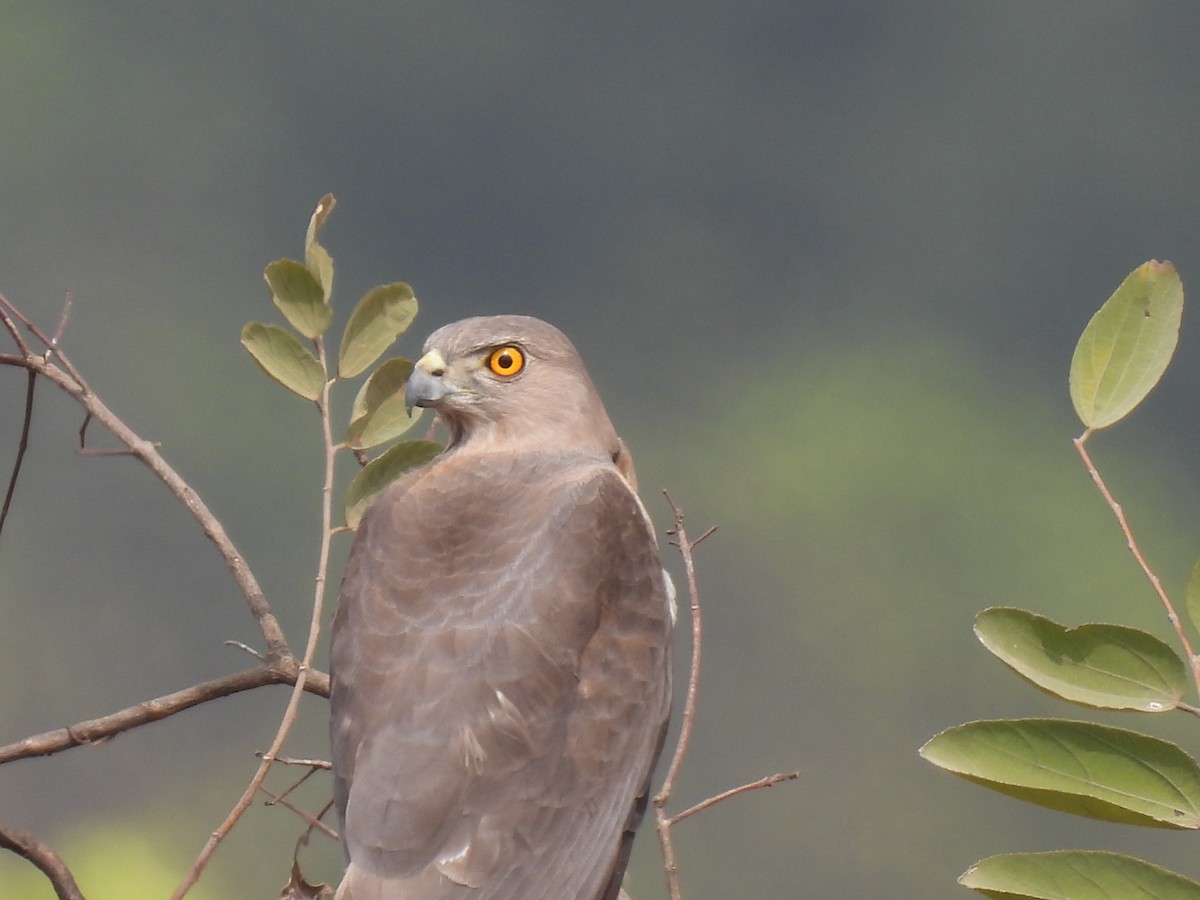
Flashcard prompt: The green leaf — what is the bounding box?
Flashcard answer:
[1069,260,1183,429]
[240,322,325,401]
[305,193,336,301]
[344,440,442,529]
[263,259,331,339]
[338,283,419,378]
[1185,559,1200,639]
[919,718,1200,828]
[974,607,1186,712]
[345,357,424,450]
[960,851,1200,900]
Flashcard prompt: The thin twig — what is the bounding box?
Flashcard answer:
[173,343,340,898]
[652,491,711,900]
[259,754,332,769]
[667,771,801,826]
[257,787,338,841]
[649,493,797,900]
[0,320,289,658]
[0,369,36,544]
[225,640,267,661]
[0,293,87,390]
[0,823,85,900]
[655,491,709,805]
[1074,430,1200,688]
[0,305,29,356]
[0,664,329,765]
[50,293,72,348]
[261,761,322,804]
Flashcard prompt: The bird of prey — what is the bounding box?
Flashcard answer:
[329,315,674,900]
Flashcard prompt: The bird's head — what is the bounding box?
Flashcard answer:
[404,315,620,456]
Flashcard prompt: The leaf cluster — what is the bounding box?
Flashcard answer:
[240,195,440,528]
[921,261,1200,898]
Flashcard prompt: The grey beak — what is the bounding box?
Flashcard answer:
[404,364,450,415]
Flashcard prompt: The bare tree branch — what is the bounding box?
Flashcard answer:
[0,824,85,900]
[0,663,330,765]
[0,293,290,659]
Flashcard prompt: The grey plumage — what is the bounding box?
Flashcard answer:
[330,316,673,899]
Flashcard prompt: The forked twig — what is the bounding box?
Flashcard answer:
[0,293,318,897]
[0,292,288,658]
[261,759,323,804]
[258,786,338,841]
[650,492,797,900]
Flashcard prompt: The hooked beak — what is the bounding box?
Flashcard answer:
[404,349,454,414]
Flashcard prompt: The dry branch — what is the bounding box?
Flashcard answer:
[0,293,289,658]
[667,771,800,826]
[0,664,330,765]
[0,824,85,900]
[650,492,798,900]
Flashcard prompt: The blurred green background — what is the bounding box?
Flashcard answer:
[5,3,1200,898]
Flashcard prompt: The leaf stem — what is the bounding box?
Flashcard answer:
[1073,429,1200,694]
[172,337,340,898]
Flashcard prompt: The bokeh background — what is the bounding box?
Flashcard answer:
[5,3,1200,898]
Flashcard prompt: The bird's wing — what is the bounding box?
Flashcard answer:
[330,453,672,900]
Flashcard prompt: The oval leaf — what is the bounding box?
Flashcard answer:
[920,718,1200,828]
[344,439,442,529]
[305,193,336,300]
[961,851,1200,900]
[975,607,1186,712]
[240,322,325,401]
[1185,558,1200,639]
[264,258,331,339]
[345,357,423,450]
[1069,260,1183,429]
[338,283,419,378]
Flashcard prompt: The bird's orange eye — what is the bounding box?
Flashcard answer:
[487,345,525,377]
